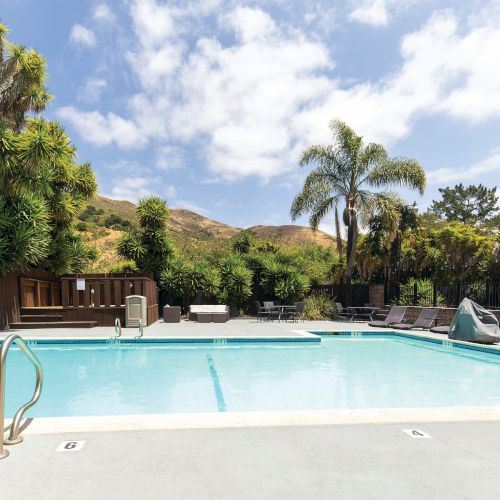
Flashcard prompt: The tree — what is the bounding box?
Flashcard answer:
[0,23,51,131]
[117,196,174,281]
[291,120,426,304]
[429,184,498,226]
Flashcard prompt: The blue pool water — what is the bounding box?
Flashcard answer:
[6,335,500,417]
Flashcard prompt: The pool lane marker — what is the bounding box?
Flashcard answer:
[206,355,227,412]
[402,429,432,439]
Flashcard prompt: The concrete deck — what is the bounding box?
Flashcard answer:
[3,422,500,499]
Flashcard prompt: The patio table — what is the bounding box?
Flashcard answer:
[346,306,378,322]
[268,305,297,321]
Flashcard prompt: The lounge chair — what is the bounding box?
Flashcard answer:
[430,325,449,334]
[368,306,406,327]
[391,308,438,330]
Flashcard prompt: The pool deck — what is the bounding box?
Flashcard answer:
[3,319,500,499]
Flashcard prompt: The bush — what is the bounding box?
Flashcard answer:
[303,293,338,320]
[108,261,139,273]
[76,222,88,232]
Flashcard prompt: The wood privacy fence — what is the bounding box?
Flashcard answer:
[0,270,159,329]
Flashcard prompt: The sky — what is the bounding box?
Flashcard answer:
[3,0,500,234]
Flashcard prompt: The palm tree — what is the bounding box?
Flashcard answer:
[291,120,426,305]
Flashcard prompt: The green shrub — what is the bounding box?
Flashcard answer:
[108,261,139,273]
[303,293,338,321]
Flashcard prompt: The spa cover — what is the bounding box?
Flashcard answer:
[448,298,500,344]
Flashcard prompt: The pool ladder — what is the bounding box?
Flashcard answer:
[0,334,43,460]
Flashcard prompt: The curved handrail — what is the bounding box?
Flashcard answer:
[0,334,43,459]
[135,319,144,339]
[113,317,122,339]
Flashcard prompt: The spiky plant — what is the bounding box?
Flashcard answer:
[291,120,425,304]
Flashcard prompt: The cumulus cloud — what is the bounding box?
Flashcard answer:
[107,176,158,202]
[93,3,116,23]
[57,106,145,149]
[69,24,96,47]
[349,0,417,27]
[59,1,500,183]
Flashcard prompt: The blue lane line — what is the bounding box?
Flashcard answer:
[206,355,227,412]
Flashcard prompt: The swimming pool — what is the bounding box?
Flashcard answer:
[6,334,500,417]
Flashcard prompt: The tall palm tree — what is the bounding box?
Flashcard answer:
[291,120,426,305]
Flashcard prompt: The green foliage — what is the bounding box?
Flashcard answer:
[291,119,426,298]
[103,214,131,231]
[218,255,253,311]
[117,196,174,281]
[430,184,498,226]
[108,261,139,273]
[396,279,445,307]
[231,230,255,254]
[303,293,338,320]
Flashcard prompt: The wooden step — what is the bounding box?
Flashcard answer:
[21,314,64,323]
[10,321,98,329]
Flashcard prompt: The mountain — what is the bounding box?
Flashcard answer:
[78,196,335,271]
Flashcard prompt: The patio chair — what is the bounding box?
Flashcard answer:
[368,306,406,328]
[287,301,305,322]
[336,302,351,321]
[391,308,438,330]
[255,301,271,322]
[263,301,275,308]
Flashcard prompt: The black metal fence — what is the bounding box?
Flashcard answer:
[311,284,369,307]
[392,281,500,309]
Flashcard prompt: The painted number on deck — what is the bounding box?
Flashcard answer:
[402,429,431,439]
[56,440,86,452]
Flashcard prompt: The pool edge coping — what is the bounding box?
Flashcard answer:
[11,407,500,435]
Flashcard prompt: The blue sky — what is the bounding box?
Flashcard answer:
[3,0,500,233]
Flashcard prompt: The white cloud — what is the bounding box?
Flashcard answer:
[349,0,417,27]
[349,0,389,26]
[78,77,106,103]
[57,106,145,149]
[93,3,116,23]
[107,177,158,202]
[427,149,500,184]
[60,2,500,185]
[156,146,184,170]
[69,24,96,47]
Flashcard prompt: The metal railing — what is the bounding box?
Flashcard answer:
[113,317,122,339]
[135,319,144,339]
[1,334,43,459]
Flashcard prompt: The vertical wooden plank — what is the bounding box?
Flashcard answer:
[83,282,90,307]
[93,281,101,307]
[35,280,40,307]
[62,280,69,308]
[114,280,122,306]
[123,280,131,300]
[104,280,111,307]
[72,280,79,308]
[134,280,142,296]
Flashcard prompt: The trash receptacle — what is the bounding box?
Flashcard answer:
[125,295,147,327]
[163,306,181,323]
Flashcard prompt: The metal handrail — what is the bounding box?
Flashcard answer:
[1,334,43,459]
[113,317,122,339]
[135,319,144,339]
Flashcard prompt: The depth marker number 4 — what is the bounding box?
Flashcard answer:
[402,429,431,439]
[56,440,86,452]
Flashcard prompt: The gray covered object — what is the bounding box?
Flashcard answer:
[448,298,500,344]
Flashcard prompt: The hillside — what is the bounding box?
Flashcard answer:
[78,196,335,271]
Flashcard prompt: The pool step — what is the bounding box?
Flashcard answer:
[20,314,64,322]
[10,321,98,329]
